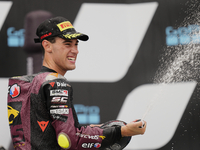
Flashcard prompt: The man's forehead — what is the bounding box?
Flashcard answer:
[60,38,78,43]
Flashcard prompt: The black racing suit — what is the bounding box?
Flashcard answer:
[7,66,121,150]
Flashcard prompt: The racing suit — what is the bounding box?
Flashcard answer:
[7,66,121,150]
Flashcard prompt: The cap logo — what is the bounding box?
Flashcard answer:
[41,32,52,39]
[57,21,74,31]
[63,33,81,39]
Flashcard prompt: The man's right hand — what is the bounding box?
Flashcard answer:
[121,120,147,137]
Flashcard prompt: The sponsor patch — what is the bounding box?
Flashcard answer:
[51,114,68,122]
[50,89,68,96]
[94,143,101,148]
[49,82,55,87]
[51,105,68,108]
[76,133,100,140]
[51,97,68,103]
[50,108,69,114]
[7,102,22,125]
[82,143,101,149]
[37,121,49,132]
[40,32,52,39]
[9,83,20,98]
[57,21,73,31]
[8,102,25,148]
[8,105,20,125]
[56,81,67,87]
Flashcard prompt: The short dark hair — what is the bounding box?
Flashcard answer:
[41,36,56,55]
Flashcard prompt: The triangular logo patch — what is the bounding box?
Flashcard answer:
[37,121,49,132]
[49,82,55,87]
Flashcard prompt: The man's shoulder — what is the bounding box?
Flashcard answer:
[42,72,71,89]
[9,74,38,83]
[9,71,55,83]
[9,72,69,85]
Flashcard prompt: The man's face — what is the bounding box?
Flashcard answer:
[50,37,79,72]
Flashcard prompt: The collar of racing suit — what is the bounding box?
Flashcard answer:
[40,66,57,73]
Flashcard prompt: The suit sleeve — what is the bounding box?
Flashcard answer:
[43,78,121,150]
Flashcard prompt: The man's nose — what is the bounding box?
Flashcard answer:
[71,46,79,54]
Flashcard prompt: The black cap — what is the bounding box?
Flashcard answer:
[34,16,89,43]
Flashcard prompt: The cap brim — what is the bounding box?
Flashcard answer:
[61,32,89,41]
[77,34,89,41]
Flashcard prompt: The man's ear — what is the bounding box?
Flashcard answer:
[42,40,52,53]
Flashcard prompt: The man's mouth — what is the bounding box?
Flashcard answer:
[68,57,75,61]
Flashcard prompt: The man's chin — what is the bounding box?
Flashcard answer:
[66,66,76,71]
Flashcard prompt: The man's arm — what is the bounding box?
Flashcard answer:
[90,120,146,137]
[43,77,122,149]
